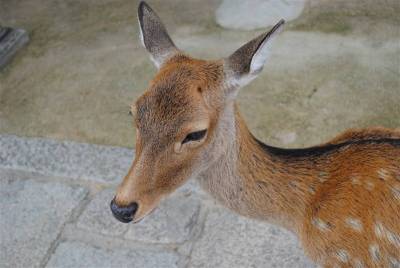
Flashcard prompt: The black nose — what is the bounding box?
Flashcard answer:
[110,198,138,223]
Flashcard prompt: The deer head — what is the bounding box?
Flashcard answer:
[111,1,284,223]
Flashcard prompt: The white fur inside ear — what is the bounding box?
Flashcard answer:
[223,67,258,99]
[149,54,162,69]
[150,51,176,69]
[249,41,271,74]
[138,18,145,48]
[224,32,279,92]
[250,37,276,74]
[138,16,169,69]
[137,16,162,68]
[137,16,174,69]
[225,73,257,93]
[250,26,282,74]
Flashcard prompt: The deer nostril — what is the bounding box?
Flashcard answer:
[110,197,138,223]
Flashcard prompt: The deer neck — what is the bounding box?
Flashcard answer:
[198,102,316,232]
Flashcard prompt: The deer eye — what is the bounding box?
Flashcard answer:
[182,129,207,144]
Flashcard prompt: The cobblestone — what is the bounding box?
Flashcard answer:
[0,134,133,184]
[0,169,88,268]
[76,189,129,236]
[189,207,315,268]
[46,241,180,268]
[125,191,201,244]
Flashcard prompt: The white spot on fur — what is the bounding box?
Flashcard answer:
[345,218,363,232]
[374,221,400,248]
[387,231,400,248]
[312,218,331,232]
[353,258,364,268]
[377,168,390,181]
[369,244,380,263]
[308,187,316,195]
[364,181,375,191]
[351,177,362,185]
[336,249,349,263]
[375,222,385,238]
[318,172,329,183]
[392,185,400,201]
[389,256,400,268]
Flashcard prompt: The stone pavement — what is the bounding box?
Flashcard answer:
[0,134,315,268]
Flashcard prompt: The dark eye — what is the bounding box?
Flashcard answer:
[182,129,207,144]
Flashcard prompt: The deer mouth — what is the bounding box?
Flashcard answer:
[131,206,158,224]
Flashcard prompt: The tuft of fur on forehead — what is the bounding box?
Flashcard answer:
[135,54,223,139]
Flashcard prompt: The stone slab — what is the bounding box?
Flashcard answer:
[46,240,180,268]
[0,134,133,184]
[77,187,201,244]
[215,0,305,30]
[125,191,201,244]
[0,169,88,268]
[189,206,315,268]
[76,188,129,236]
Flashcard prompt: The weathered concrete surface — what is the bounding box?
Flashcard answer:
[46,241,180,268]
[0,169,88,268]
[125,191,201,244]
[0,134,133,183]
[216,0,305,30]
[76,189,129,236]
[78,188,201,243]
[0,135,314,267]
[189,207,314,268]
[0,0,398,148]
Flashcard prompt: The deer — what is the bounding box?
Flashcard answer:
[110,2,400,267]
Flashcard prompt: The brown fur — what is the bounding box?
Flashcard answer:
[114,3,400,267]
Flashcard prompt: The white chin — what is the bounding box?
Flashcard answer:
[133,207,157,223]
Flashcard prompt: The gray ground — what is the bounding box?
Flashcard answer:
[0,0,399,267]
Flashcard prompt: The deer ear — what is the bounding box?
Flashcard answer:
[224,20,285,90]
[138,1,179,68]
